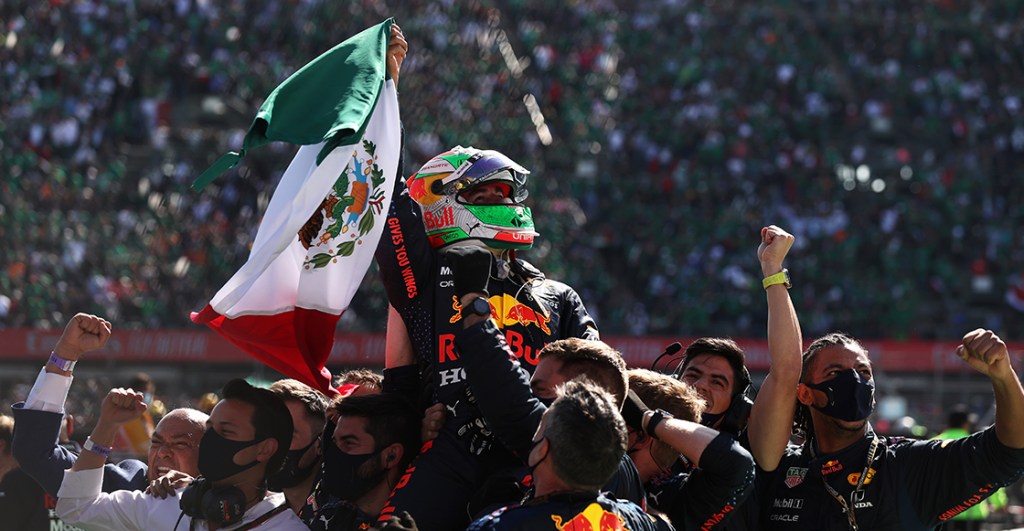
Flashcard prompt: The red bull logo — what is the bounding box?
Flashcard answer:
[449,294,551,334]
[821,460,844,475]
[550,503,629,531]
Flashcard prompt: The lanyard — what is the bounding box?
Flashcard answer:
[821,434,878,531]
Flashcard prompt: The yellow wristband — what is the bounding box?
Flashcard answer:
[762,269,791,289]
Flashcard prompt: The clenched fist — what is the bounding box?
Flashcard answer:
[54,313,112,361]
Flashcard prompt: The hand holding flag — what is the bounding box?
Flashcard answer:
[191,19,403,396]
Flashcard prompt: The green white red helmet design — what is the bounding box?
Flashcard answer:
[407,146,537,250]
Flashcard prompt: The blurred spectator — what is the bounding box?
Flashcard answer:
[0,413,50,530]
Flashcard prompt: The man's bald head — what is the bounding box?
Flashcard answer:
[148,408,208,481]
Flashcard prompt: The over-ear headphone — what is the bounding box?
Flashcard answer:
[716,384,757,437]
[179,477,249,526]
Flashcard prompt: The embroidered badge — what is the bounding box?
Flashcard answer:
[785,467,808,488]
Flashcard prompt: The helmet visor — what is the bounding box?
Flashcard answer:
[440,151,529,202]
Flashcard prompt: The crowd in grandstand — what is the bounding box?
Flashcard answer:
[2,1,1023,340]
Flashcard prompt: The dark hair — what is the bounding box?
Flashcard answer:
[543,379,626,490]
[269,379,328,428]
[946,405,972,430]
[129,372,154,392]
[538,338,628,407]
[794,332,867,441]
[679,337,751,396]
[334,394,420,469]
[221,379,293,478]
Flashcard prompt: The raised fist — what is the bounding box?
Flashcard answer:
[54,313,112,361]
[757,225,795,276]
[99,387,147,427]
[957,328,1012,380]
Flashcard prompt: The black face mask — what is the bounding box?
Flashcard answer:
[527,436,548,473]
[198,428,262,482]
[266,436,319,491]
[537,396,554,408]
[805,368,875,422]
[321,435,384,501]
[700,410,724,427]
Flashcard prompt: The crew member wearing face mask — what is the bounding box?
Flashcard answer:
[466,380,670,531]
[301,393,420,531]
[749,330,1024,530]
[56,379,308,530]
[267,379,328,517]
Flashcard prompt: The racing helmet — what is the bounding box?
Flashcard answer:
[407,146,538,251]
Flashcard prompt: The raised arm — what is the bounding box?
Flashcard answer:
[746,225,802,471]
[959,329,1024,448]
[71,388,147,473]
[12,313,112,495]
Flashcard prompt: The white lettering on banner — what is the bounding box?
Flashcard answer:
[439,368,466,386]
[440,266,452,276]
[439,280,453,288]
[770,514,800,522]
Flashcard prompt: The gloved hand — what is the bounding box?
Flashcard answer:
[457,388,494,455]
[457,417,494,456]
[378,511,419,531]
[445,245,493,299]
[621,389,650,432]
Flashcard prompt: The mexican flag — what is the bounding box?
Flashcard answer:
[191,19,400,396]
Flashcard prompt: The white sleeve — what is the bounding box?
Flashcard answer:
[55,468,158,530]
[24,368,73,413]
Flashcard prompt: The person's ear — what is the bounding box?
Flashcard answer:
[255,438,278,463]
[796,383,815,407]
[380,443,404,470]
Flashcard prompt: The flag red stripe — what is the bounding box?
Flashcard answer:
[192,305,340,396]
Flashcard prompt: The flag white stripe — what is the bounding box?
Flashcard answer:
[209,81,400,318]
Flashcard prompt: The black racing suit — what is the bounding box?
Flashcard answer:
[747,425,1024,530]
[643,433,755,530]
[299,485,375,531]
[375,177,599,531]
[454,319,648,517]
[467,492,673,531]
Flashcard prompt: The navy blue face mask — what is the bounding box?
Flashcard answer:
[805,368,875,422]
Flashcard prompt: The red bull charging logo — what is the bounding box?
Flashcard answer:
[449,294,551,334]
[550,503,629,531]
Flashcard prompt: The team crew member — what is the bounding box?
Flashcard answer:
[751,330,1024,530]
[301,393,420,531]
[675,226,802,467]
[267,379,328,516]
[624,370,755,529]
[467,380,672,531]
[375,143,598,530]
